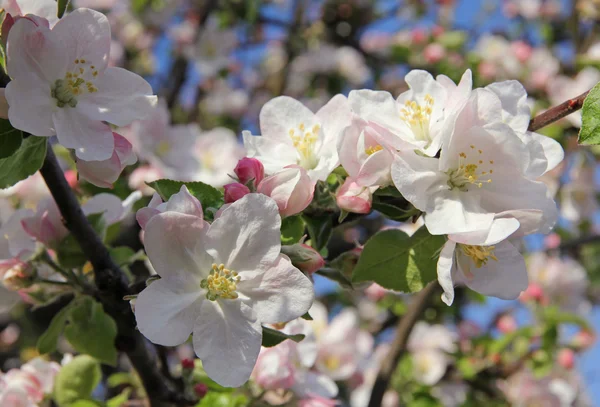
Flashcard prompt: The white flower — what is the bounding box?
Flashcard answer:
[348,69,472,157]
[407,322,457,386]
[392,88,559,238]
[0,209,36,275]
[192,127,246,187]
[5,8,157,161]
[1,0,58,25]
[134,187,314,387]
[243,95,351,182]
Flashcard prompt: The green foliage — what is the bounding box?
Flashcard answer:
[57,0,70,18]
[195,393,248,407]
[280,215,305,245]
[57,214,106,268]
[352,226,446,292]
[0,119,23,159]
[54,355,102,407]
[0,135,47,188]
[302,214,333,251]
[261,326,305,348]
[37,296,118,366]
[146,179,224,216]
[579,81,600,145]
[109,247,145,267]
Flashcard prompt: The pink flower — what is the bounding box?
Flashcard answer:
[298,395,338,407]
[423,43,446,64]
[0,209,36,275]
[224,183,251,204]
[253,345,296,390]
[496,314,517,334]
[76,132,137,188]
[21,199,68,247]
[364,283,387,301]
[128,165,162,195]
[571,330,595,351]
[234,157,264,186]
[136,186,203,231]
[336,177,375,214]
[281,243,325,275]
[257,166,315,217]
[557,348,575,370]
[511,41,532,63]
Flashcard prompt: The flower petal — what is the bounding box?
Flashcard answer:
[448,217,520,246]
[77,67,157,126]
[293,370,338,399]
[193,299,262,387]
[5,79,55,137]
[134,279,203,346]
[239,255,314,324]
[164,185,203,219]
[206,194,281,274]
[437,240,457,306]
[53,109,114,161]
[259,96,318,140]
[242,131,298,174]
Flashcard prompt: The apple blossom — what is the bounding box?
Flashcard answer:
[0,0,58,26]
[192,127,246,187]
[257,166,315,217]
[336,177,377,215]
[234,157,265,186]
[392,88,558,238]
[407,322,457,385]
[224,183,251,204]
[280,244,325,275]
[76,132,137,188]
[0,209,36,275]
[5,8,157,161]
[134,189,314,386]
[243,95,351,182]
[347,69,472,157]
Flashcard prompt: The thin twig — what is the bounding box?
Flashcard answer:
[528,90,590,132]
[39,145,196,406]
[367,282,439,407]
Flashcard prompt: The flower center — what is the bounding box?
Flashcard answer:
[446,147,494,191]
[289,122,320,170]
[200,263,241,301]
[399,94,434,142]
[365,145,383,155]
[324,355,342,371]
[460,244,498,268]
[51,59,99,108]
[155,140,171,157]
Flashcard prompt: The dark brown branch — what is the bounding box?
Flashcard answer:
[39,145,195,406]
[367,282,439,407]
[528,90,590,132]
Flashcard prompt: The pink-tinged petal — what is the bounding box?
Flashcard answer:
[81,193,124,225]
[6,16,66,82]
[144,212,211,286]
[206,194,281,274]
[356,147,393,187]
[337,117,363,177]
[257,167,315,217]
[437,240,457,306]
[239,255,314,324]
[50,8,110,73]
[5,79,54,137]
[77,67,157,126]
[259,96,318,140]
[336,177,374,214]
[193,300,262,387]
[164,186,203,218]
[458,240,528,300]
[136,207,160,230]
[76,133,135,188]
[53,109,114,161]
[134,279,203,346]
[293,371,338,399]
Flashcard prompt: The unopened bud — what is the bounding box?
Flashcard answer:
[194,383,208,398]
[557,348,575,370]
[181,358,195,370]
[3,262,34,291]
[234,157,264,187]
[572,329,595,351]
[224,183,250,203]
[280,243,325,275]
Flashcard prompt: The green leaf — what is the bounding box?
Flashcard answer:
[64,296,118,366]
[108,247,139,267]
[302,214,333,251]
[352,227,446,292]
[37,300,74,354]
[146,179,224,212]
[57,214,106,268]
[262,326,305,348]
[0,135,47,189]
[0,119,23,159]
[281,215,305,245]
[579,81,600,145]
[54,355,102,407]
[107,389,131,407]
[301,312,313,320]
[196,393,248,407]
[57,0,70,18]
[70,401,103,407]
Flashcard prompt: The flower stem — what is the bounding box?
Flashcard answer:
[528,90,590,132]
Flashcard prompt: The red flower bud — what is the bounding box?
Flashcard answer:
[224,183,251,203]
[234,157,264,186]
[181,358,195,370]
[194,383,208,398]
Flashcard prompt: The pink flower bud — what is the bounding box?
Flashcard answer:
[511,40,532,63]
[224,183,251,203]
[194,383,208,398]
[77,132,137,188]
[423,43,446,64]
[557,348,575,370]
[365,283,387,301]
[478,61,497,80]
[234,157,264,186]
[257,166,315,217]
[496,314,517,334]
[520,283,545,303]
[572,330,595,351]
[336,177,374,214]
[410,28,427,44]
[281,243,325,275]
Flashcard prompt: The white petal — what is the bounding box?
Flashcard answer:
[437,240,457,306]
[5,79,54,137]
[134,279,203,346]
[53,109,114,161]
[524,131,564,177]
[51,8,111,73]
[424,193,494,236]
[448,217,520,246]
[316,94,351,145]
[485,80,530,133]
[459,240,528,300]
[144,212,211,286]
[82,193,124,225]
[293,370,338,399]
[165,185,203,218]
[193,300,262,387]
[348,89,405,135]
[206,194,281,274]
[242,131,298,174]
[239,255,314,324]
[78,67,157,126]
[259,96,318,140]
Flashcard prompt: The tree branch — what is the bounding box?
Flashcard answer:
[528,90,590,132]
[39,145,196,406]
[367,282,439,407]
